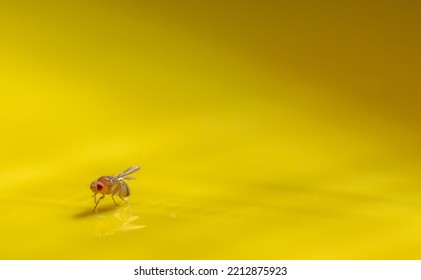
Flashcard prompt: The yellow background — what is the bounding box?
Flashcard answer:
[1,0,421,259]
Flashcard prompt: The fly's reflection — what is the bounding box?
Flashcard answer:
[95,205,145,236]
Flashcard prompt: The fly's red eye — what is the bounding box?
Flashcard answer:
[97,184,103,191]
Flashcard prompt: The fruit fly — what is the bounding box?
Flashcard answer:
[90,166,140,211]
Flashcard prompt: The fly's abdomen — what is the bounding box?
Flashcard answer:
[113,181,130,197]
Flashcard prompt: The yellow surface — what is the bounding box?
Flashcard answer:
[1,0,421,259]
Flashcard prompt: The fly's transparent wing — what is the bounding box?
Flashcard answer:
[116,176,135,181]
[115,166,140,180]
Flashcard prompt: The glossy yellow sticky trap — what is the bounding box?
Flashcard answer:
[1,0,421,259]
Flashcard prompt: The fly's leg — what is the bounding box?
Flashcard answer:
[92,193,98,204]
[111,196,118,206]
[111,186,129,205]
[110,185,121,206]
[119,195,129,204]
[93,194,105,212]
[118,181,129,204]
